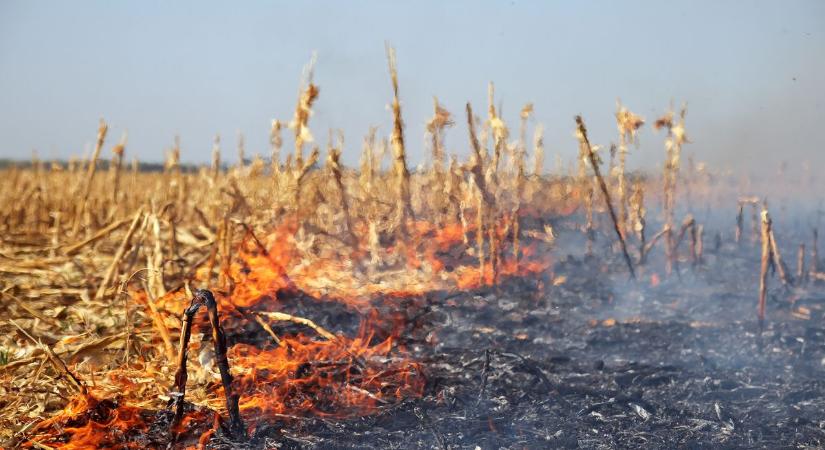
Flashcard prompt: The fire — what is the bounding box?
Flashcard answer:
[231,334,424,418]
[28,396,150,450]
[24,215,550,448]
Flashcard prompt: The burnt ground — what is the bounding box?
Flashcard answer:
[54,215,824,450]
[194,231,825,450]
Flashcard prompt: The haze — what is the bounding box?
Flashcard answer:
[0,1,823,176]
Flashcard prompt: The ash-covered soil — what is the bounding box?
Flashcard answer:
[219,239,825,450]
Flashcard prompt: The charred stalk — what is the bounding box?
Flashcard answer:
[202,290,246,438]
[575,115,636,280]
[695,224,704,266]
[169,290,246,440]
[169,295,204,432]
[735,203,744,244]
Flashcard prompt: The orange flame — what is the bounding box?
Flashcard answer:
[27,215,551,448]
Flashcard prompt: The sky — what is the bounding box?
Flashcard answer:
[0,1,823,175]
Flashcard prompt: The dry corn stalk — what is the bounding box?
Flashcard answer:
[292,146,320,220]
[630,180,647,263]
[533,124,544,177]
[386,44,414,225]
[237,132,246,169]
[673,214,695,269]
[72,119,108,236]
[487,83,508,183]
[326,136,357,246]
[211,134,221,181]
[576,115,636,279]
[655,103,689,276]
[475,185,486,284]
[290,54,319,169]
[110,132,127,202]
[270,119,282,175]
[758,208,772,324]
[615,101,644,235]
[768,217,793,287]
[426,98,453,222]
[427,97,453,176]
[465,103,495,206]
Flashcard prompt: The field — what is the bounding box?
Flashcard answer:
[1,56,823,449]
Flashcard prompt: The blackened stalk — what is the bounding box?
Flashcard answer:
[201,290,246,438]
[168,290,246,440]
[735,203,744,244]
[169,295,204,431]
[575,116,636,280]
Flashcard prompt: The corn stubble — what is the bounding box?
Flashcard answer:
[0,48,799,447]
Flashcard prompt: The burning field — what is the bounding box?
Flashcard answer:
[1,53,824,449]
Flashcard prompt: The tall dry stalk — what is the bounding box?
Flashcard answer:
[615,101,645,235]
[466,103,498,284]
[475,185,485,284]
[110,132,127,203]
[517,103,533,174]
[292,147,320,222]
[359,127,378,195]
[211,134,221,182]
[386,44,414,225]
[290,54,319,169]
[426,99,453,222]
[72,119,108,235]
[758,208,772,325]
[532,124,544,177]
[427,97,452,176]
[768,217,793,287]
[735,203,744,244]
[270,119,282,176]
[575,124,595,254]
[237,132,246,169]
[576,115,636,279]
[487,83,507,180]
[655,104,689,276]
[584,187,595,256]
[165,136,182,204]
[326,133,356,246]
[466,104,495,207]
[630,180,647,263]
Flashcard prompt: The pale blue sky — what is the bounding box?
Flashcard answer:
[0,1,823,174]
